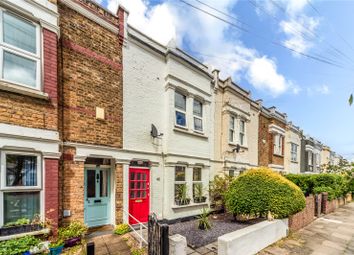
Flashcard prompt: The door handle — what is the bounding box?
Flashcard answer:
[94,199,102,203]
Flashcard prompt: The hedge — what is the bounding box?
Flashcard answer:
[225,167,306,219]
[285,173,351,201]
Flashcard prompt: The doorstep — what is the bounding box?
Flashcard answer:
[0,228,50,241]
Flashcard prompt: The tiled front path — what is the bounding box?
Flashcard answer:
[87,234,130,255]
[260,202,354,255]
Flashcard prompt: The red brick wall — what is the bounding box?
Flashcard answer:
[258,114,270,167]
[45,158,59,231]
[289,195,315,231]
[43,29,58,103]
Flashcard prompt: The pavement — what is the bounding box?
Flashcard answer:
[260,202,354,255]
[86,233,131,255]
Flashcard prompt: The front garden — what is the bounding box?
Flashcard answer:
[170,166,354,252]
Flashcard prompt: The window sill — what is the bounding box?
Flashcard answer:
[173,127,208,139]
[0,80,48,100]
[0,228,50,241]
[291,160,299,163]
[273,153,284,158]
[171,202,208,209]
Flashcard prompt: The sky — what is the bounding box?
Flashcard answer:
[96,0,354,160]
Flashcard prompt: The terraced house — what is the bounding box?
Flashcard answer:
[284,122,302,174]
[0,0,60,228]
[258,106,288,172]
[123,27,215,222]
[58,0,126,227]
[213,74,260,177]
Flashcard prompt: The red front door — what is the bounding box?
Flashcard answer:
[129,167,150,224]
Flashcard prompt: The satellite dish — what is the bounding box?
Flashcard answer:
[151,124,163,138]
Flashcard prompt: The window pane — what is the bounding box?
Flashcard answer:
[193,100,202,117]
[176,111,186,126]
[3,51,37,87]
[229,130,234,142]
[194,117,203,131]
[193,168,201,181]
[229,116,234,129]
[87,170,96,198]
[175,166,185,181]
[175,92,186,110]
[100,170,108,197]
[130,182,135,189]
[3,12,36,53]
[240,120,245,133]
[229,170,235,177]
[239,133,244,145]
[4,192,40,224]
[6,155,37,187]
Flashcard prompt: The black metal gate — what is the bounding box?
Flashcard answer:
[148,213,169,255]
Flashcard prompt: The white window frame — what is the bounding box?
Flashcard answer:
[229,115,235,143]
[273,133,283,156]
[239,119,246,146]
[308,151,313,171]
[0,151,42,227]
[0,9,41,90]
[192,167,202,199]
[291,143,298,162]
[174,166,186,202]
[174,91,187,128]
[193,99,203,133]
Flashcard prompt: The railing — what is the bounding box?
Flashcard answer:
[122,209,148,248]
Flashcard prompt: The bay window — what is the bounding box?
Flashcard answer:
[175,92,187,127]
[0,152,41,226]
[193,99,203,132]
[0,10,40,89]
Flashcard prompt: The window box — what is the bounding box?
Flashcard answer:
[175,198,191,206]
[193,196,207,203]
[0,224,42,237]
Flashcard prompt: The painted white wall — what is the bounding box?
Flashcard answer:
[284,127,301,174]
[123,27,214,220]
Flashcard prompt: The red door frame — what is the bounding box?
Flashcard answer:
[128,167,150,224]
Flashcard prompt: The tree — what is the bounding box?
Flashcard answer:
[350,94,353,105]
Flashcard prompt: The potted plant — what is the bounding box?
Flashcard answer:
[58,221,88,248]
[0,218,43,236]
[193,183,207,203]
[175,184,191,206]
[49,238,64,255]
[197,208,211,230]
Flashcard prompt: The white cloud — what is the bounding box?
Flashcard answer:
[317,84,330,94]
[109,0,295,96]
[306,84,330,95]
[286,0,308,15]
[247,57,290,96]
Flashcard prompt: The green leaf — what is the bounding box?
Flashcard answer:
[349,94,353,106]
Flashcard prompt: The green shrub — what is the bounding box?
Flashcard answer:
[284,174,314,195]
[225,167,306,219]
[114,224,130,235]
[313,186,335,200]
[0,236,40,255]
[209,174,234,211]
[58,221,88,240]
[349,178,354,194]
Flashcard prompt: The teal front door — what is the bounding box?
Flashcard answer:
[84,167,111,227]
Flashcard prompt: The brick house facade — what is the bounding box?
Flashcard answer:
[58,0,126,227]
[258,106,287,171]
[0,0,60,229]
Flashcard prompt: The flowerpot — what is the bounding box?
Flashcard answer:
[198,224,206,230]
[194,196,207,203]
[175,198,190,206]
[49,245,64,255]
[64,237,81,248]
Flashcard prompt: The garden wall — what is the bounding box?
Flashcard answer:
[218,219,288,255]
[288,195,315,231]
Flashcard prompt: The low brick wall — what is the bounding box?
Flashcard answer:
[288,195,315,231]
[346,193,352,202]
[322,192,352,215]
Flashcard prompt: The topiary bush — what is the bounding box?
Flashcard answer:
[225,167,306,219]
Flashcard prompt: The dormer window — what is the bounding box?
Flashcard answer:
[175,91,187,127]
[0,11,40,89]
[193,99,203,132]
